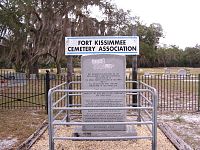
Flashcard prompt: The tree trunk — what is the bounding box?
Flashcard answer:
[67,56,73,82]
[65,18,74,84]
[14,62,25,73]
[56,61,61,74]
[27,61,39,77]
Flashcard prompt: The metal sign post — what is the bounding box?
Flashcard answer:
[132,24,138,107]
[132,55,137,106]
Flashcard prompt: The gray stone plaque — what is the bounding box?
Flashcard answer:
[81,54,126,131]
[178,69,187,76]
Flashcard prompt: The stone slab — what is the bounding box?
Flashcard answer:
[178,69,186,76]
[73,125,137,139]
[81,54,126,131]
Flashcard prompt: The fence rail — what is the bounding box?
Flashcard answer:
[0,71,45,109]
[0,70,199,111]
[48,81,158,150]
[139,74,200,111]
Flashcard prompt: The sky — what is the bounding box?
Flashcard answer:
[113,0,200,49]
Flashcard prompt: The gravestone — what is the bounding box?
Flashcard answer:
[178,69,186,76]
[164,68,171,76]
[144,72,150,77]
[9,72,27,85]
[73,54,136,138]
[16,73,27,84]
[15,73,26,79]
[81,54,126,131]
[49,74,56,80]
[30,74,37,79]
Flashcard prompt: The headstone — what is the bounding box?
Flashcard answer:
[15,73,26,79]
[17,73,27,84]
[178,69,186,76]
[164,68,171,75]
[144,72,150,76]
[49,74,56,80]
[186,69,190,75]
[8,72,27,85]
[30,74,37,79]
[81,54,126,131]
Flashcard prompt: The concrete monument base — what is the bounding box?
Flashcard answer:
[73,125,137,140]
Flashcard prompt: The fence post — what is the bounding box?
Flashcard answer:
[45,70,50,114]
[198,74,200,111]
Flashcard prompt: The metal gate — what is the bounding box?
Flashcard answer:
[0,71,46,109]
[48,81,158,150]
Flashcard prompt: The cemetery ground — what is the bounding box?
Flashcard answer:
[1,67,200,149]
[1,110,200,150]
[158,111,200,150]
[0,109,46,149]
[23,110,200,150]
[2,67,200,75]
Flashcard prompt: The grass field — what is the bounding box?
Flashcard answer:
[74,67,200,75]
[3,67,200,75]
[1,67,199,110]
[137,67,200,75]
[0,80,46,109]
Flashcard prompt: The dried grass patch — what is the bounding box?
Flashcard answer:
[159,111,200,149]
[0,109,46,149]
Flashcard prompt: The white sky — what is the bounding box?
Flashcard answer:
[113,0,200,49]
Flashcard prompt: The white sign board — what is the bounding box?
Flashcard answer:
[65,36,139,55]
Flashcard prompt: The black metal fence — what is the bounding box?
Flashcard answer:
[0,70,200,111]
[0,71,45,109]
[139,74,200,111]
[0,70,66,109]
